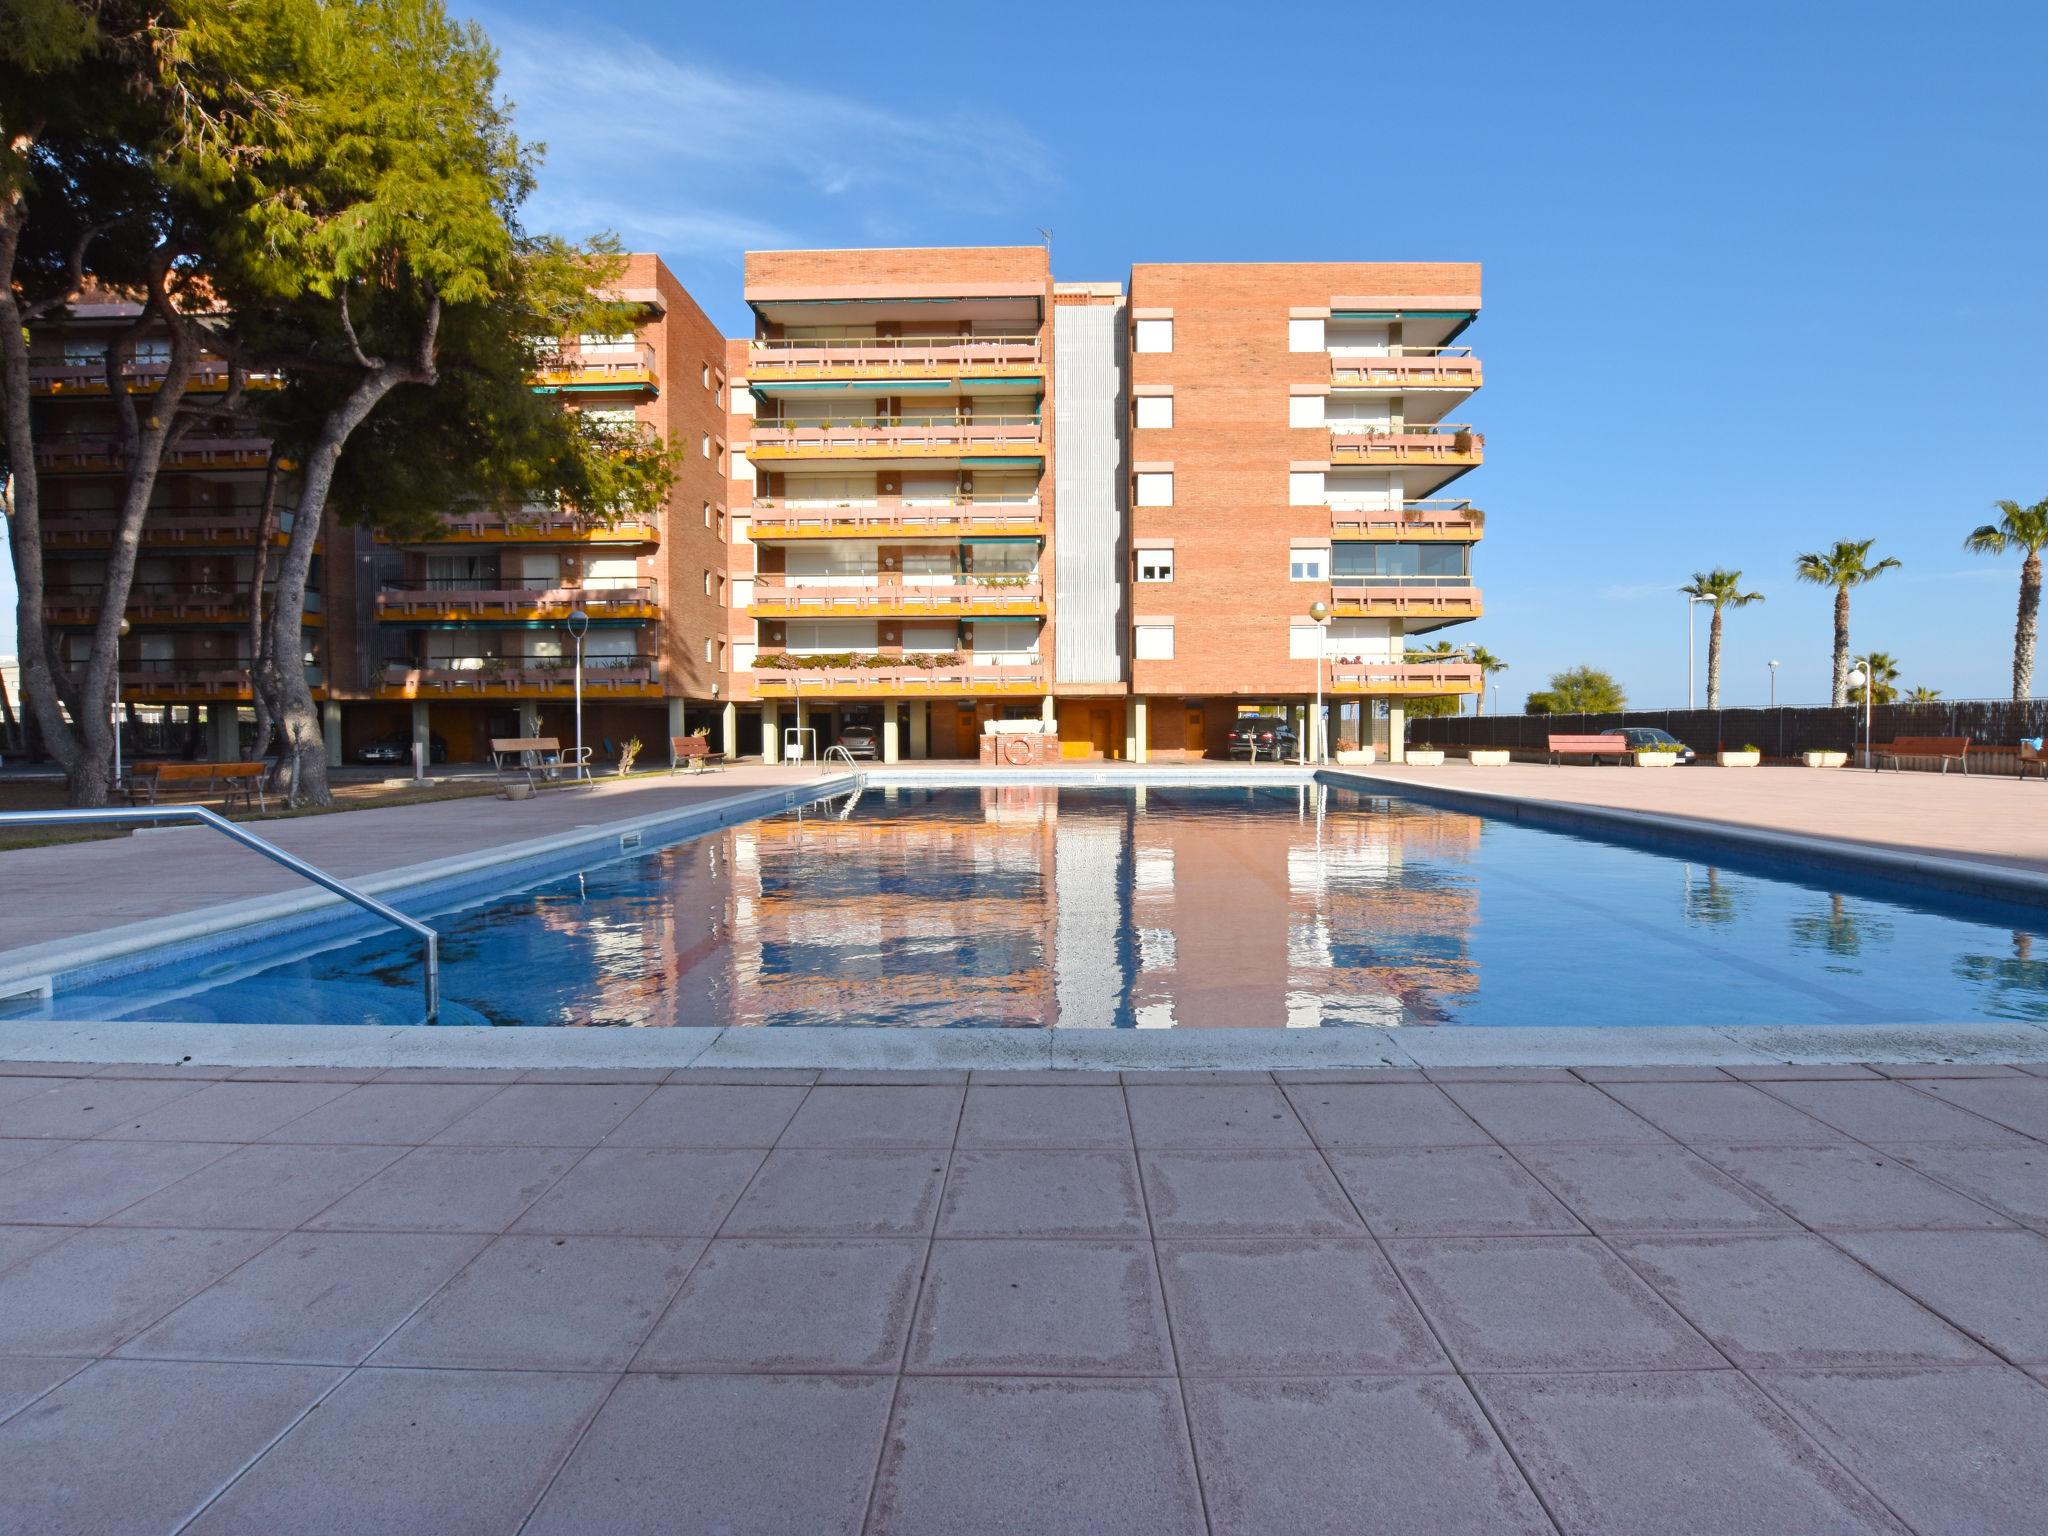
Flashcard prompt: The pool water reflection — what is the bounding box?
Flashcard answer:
[16,783,2048,1028]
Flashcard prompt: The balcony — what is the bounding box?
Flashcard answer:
[47,581,254,626]
[375,577,660,623]
[749,415,1043,463]
[379,511,661,547]
[33,434,272,475]
[1329,582,1483,622]
[1326,661,1482,696]
[117,661,325,703]
[749,496,1043,541]
[1326,500,1484,542]
[45,510,301,550]
[749,580,1044,618]
[376,659,661,699]
[29,357,283,397]
[532,343,658,394]
[1328,347,1482,392]
[1327,423,1483,469]
[748,334,1042,382]
[752,659,1046,698]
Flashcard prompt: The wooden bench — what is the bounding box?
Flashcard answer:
[1872,736,1971,775]
[669,735,726,773]
[2020,741,2048,781]
[126,760,268,812]
[489,736,592,794]
[1547,733,1631,764]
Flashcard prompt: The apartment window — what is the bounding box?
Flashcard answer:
[701,432,712,458]
[1134,623,1175,661]
[1135,471,1174,508]
[716,510,727,539]
[1135,395,1173,430]
[703,502,712,528]
[703,570,712,597]
[703,637,714,662]
[701,364,711,388]
[1136,549,1175,583]
[1287,394,1325,428]
[1288,318,1326,353]
[1288,471,1326,507]
[1134,318,1173,353]
[1289,623,1322,660]
[1290,550,1328,582]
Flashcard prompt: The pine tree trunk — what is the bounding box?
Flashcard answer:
[2016,553,2040,704]
[246,457,281,768]
[1831,587,1851,707]
[1706,607,1724,710]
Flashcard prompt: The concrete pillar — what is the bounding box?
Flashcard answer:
[208,704,239,762]
[909,700,929,759]
[761,702,780,765]
[720,702,737,760]
[1130,696,1149,764]
[882,700,900,764]
[1388,704,1407,764]
[322,701,342,768]
[666,697,686,744]
[793,698,809,761]
[519,701,541,737]
[410,701,431,776]
[1040,695,1056,727]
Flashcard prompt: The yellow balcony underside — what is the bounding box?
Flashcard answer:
[32,377,284,399]
[1330,599,1483,621]
[121,683,331,704]
[749,518,1045,541]
[38,447,273,475]
[748,443,1043,463]
[375,601,659,623]
[1328,677,1484,697]
[532,365,656,390]
[752,677,1043,698]
[46,528,299,550]
[1328,443,1484,469]
[375,522,660,547]
[750,599,1045,619]
[745,362,1044,384]
[374,679,664,701]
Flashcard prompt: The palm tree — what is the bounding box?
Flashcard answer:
[1906,685,1942,703]
[1678,569,1764,708]
[1795,540,1902,706]
[1404,640,1461,716]
[1964,497,2048,702]
[1468,646,1508,715]
[1847,651,1901,706]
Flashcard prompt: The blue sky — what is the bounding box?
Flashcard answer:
[9,0,2046,708]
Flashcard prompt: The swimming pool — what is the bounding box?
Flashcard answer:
[9,782,2048,1029]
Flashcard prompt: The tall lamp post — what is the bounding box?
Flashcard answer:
[111,617,130,790]
[565,608,589,781]
[1304,600,1330,765]
[1767,659,1780,709]
[1685,593,1711,709]
[1845,658,1875,772]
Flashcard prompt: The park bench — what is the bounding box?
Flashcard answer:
[1871,736,1971,775]
[1547,733,1631,765]
[669,735,726,774]
[489,736,592,795]
[2019,740,2048,781]
[125,760,268,812]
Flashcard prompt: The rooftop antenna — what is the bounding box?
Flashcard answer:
[1036,226,1052,278]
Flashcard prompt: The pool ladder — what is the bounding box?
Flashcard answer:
[0,805,440,1024]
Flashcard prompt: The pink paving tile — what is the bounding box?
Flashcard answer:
[524,1372,896,1536]
[373,1234,703,1370]
[0,1360,341,1536]
[93,1080,353,1142]
[1139,1150,1363,1237]
[1514,1144,1800,1234]
[1597,1081,1850,1144]
[1125,1084,1313,1148]
[1155,1239,1448,1375]
[304,1144,582,1233]
[0,1076,206,1139]
[955,1085,1134,1148]
[1279,1084,1494,1147]
[1186,1376,1552,1536]
[427,1082,656,1145]
[602,1083,810,1146]
[116,1230,487,1364]
[1888,1142,2048,1229]
[1385,1236,1723,1372]
[1758,1080,2029,1143]
[258,1082,506,1145]
[510,1147,766,1236]
[0,1139,230,1224]
[937,1150,1147,1238]
[1907,1076,2048,1138]
[1437,1083,1671,1145]
[98,1143,406,1229]
[1328,1147,1588,1237]
[1695,1144,2016,1231]
[869,1377,1206,1536]
[0,1224,76,1275]
[1613,1233,1991,1368]
[0,1137,65,1174]
[722,1148,946,1237]
[0,1227,280,1356]
[908,1239,1172,1376]
[1473,1372,1908,1536]
[778,1085,965,1147]
[0,1356,89,1424]
[1831,1229,2048,1367]
[180,1366,613,1536]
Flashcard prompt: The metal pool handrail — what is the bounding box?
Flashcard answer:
[0,805,439,1023]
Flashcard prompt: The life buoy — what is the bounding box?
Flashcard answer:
[1003,734,1034,766]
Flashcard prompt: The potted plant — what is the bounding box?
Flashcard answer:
[1467,748,1510,766]
[1804,748,1850,768]
[1334,746,1378,766]
[1404,747,1446,767]
[1718,744,1762,767]
[1634,743,1683,768]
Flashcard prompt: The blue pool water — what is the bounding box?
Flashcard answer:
[11,783,2048,1028]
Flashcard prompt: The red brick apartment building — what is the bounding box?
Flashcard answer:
[26,248,1483,766]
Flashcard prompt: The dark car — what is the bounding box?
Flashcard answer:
[1610,726,1695,764]
[357,732,448,766]
[1227,715,1298,760]
[836,724,880,761]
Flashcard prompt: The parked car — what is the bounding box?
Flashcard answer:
[1227,716,1298,760]
[836,724,880,761]
[357,732,448,766]
[1609,726,1695,764]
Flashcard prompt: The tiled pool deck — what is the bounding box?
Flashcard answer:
[4,1060,2048,1533]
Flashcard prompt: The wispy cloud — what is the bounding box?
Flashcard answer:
[483,18,1057,261]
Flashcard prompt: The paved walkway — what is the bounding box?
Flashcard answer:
[1358,760,2048,876]
[3,1061,2047,1533]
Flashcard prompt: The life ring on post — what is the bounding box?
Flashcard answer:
[1003,734,1034,767]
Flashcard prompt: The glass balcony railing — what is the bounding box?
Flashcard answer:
[1326,499,1483,538]
[748,334,1041,375]
[750,415,1043,453]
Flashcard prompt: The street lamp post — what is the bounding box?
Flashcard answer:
[1768,659,1780,710]
[1685,594,1711,709]
[565,608,589,781]
[1305,601,1330,765]
[111,617,130,791]
[1846,659,1875,772]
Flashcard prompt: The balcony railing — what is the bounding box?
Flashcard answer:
[1326,662,1483,693]
[1327,424,1483,467]
[748,495,1043,539]
[1328,584,1483,616]
[117,661,324,699]
[376,577,659,620]
[748,334,1042,376]
[1328,348,1482,390]
[32,433,272,473]
[750,580,1044,616]
[29,357,284,396]
[392,511,662,545]
[44,510,300,548]
[752,660,1046,696]
[377,661,660,697]
[532,343,657,392]
[750,416,1043,455]
[1326,500,1484,539]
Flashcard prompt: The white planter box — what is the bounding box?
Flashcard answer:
[1467,749,1510,767]
[503,782,535,801]
[1803,750,1849,769]
[1718,751,1761,768]
[1404,749,1446,767]
[1634,751,1680,768]
[1334,748,1378,766]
